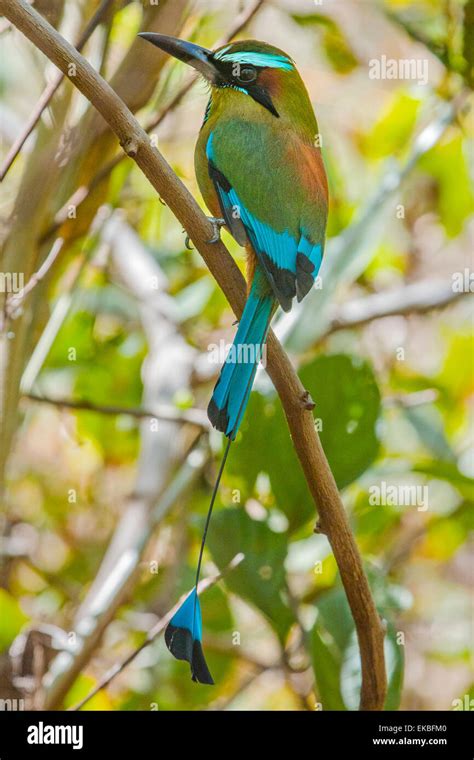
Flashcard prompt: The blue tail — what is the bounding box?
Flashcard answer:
[165,587,214,684]
[208,277,274,439]
[165,277,273,684]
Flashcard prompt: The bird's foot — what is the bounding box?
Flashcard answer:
[183,231,193,250]
[206,217,226,244]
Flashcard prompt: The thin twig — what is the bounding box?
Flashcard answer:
[3,0,387,710]
[23,391,210,428]
[6,238,64,318]
[69,553,245,711]
[0,0,115,181]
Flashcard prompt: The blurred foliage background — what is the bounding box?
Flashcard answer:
[0,0,472,711]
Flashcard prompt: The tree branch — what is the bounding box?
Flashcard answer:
[383,10,450,70]
[22,392,210,428]
[4,238,64,321]
[322,278,471,340]
[2,0,386,710]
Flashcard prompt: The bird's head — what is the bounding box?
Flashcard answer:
[139,35,310,122]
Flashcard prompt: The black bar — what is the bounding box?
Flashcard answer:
[0,710,471,757]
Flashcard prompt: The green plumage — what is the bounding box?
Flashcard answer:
[195,41,327,250]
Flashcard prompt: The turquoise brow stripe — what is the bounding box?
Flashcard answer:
[215,50,294,70]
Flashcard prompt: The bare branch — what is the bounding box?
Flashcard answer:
[322,278,471,339]
[22,391,210,428]
[5,238,64,319]
[384,9,449,69]
[2,0,387,710]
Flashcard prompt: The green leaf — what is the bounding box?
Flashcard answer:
[207,507,294,641]
[339,628,361,710]
[384,624,405,711]
[291,12,332,27]
[340,624,404,710]
[64,674,112,711]
[312,577,406,710]
[299,354,381,489]
[413,460,474,502]
[291,13,358,73]
[311,624,346,710]
[229,354,381,530]
[173,277,214,321]
[229,393,314,530]
[361,93,421,160]
[316,588,355,652]
[419,135,474,237]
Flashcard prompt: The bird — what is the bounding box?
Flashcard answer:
[139,33,328,684]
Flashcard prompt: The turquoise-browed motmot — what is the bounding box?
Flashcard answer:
[139,34,328,684]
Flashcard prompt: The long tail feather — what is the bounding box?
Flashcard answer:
[194,437,232,588]
[166,274,274,684]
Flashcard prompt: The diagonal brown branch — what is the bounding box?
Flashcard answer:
[1,0,387,710]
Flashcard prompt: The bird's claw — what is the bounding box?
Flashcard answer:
[206,217,226,244]
[183,231,193,250]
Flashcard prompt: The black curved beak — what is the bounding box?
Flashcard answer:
[138,33,220,82]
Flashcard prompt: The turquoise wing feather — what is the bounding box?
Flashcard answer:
[205,128,325,311]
